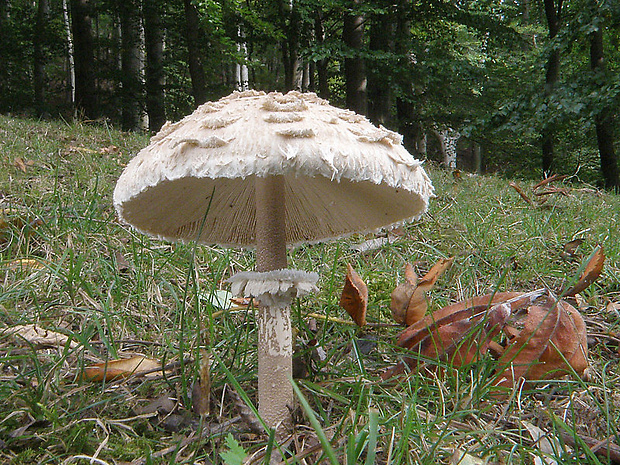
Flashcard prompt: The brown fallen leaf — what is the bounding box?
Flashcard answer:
[390,263,419,325]
[192,350,211,416]
[0,208,43,243]
[494,295,588,390]
[339,263,368,327]
[382,290,545,380]
[534,186,571,197]
[99,145,120,154]
[391,258,454,326]
[114,251,132,272]
[82,355,163,381]
[13,157,35,173]
[5,324,78,349]
[6,259,45,270]
[532,173,569,190]
[606,301,620,314]
[561,238,584,260]
[563,245,605,296]
[509,182,534,205]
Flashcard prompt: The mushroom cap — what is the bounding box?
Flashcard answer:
[114,90,434,247]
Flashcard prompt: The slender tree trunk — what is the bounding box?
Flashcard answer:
[394,10,417,154]
[590,27,619,190]
[396,98,416,154]
[343,0,366,114]
[33,0,50,117]
[280,0,300,91]
[183,0,207,106]
[367,9,392,126]
[473,143,482,174]
[143,0,165,132]
[313,10,329,99]
[433,128,461,169]
[235,27,249,91]
[119,0,142,131]
[541,0,562,174]
[70,0,98,119]
[63,0,75,109]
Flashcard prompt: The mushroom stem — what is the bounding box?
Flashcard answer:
[255,175,288,272]
[254,175,293,432]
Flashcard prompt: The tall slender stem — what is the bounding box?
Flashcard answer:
[254,175,293,432]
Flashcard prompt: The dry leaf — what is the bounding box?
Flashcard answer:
[5,324,78,349]
[606,301,620,314]
[533,174,568,190]
[494,296,588,390]
[561,238,584,259]
[391,258,454,326]
[522,420,566,465]
[351,236,394,253]
[114,251,132,272]
[192,350,211,416]
[0,208,43,243]
[82,355,163,381]
[339,263,368,327]
[382,290,544,380]
[535,187,571,197]
[563,246,605,296]
[450,449,486,465]
[99,145,120,154]
[6,259,44,270]
[509,181,534,205]
[390,263,419,325]
[13,157,34,173]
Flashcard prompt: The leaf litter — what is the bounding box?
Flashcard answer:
[336,246,619,462]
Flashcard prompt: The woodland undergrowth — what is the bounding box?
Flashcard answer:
[1,115,619,464]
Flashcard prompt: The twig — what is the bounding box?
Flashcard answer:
[559,432,620,464]
[306,312,399,328]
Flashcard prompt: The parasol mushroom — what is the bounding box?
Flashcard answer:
[113,90,434,432]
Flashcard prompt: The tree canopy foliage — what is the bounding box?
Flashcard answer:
[1,0,618,188]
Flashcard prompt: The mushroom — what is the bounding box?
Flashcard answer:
[113,90,434,432]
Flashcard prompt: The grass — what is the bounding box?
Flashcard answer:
[1,114,619,464]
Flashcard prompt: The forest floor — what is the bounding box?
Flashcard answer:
[1,114,619,464]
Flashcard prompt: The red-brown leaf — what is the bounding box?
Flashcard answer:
[82,355,163,382]
[564,246,605,296]
[382,290,545,380]
[390,258,454,326]
[509,181,534,205]
[339,263,368,327]
[494,296,588,390]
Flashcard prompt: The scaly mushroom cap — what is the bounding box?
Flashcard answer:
[114,90,434,247]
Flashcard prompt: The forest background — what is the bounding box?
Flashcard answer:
[0,0,619,190]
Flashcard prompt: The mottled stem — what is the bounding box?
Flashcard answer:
[254,175,293,432]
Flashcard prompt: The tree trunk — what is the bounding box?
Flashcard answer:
[396,98,417,155]
[313,10,329,99]
[394,8,419,155]
[541,0,562,174]
[367,9,392,126]
[343,0,367,115]
[183,0,207,106]
[590,27,619,190]
[235,27,249,91]
[62,0,75,109]
[33,0,50,117]
[280,0,300,91]
[143,0,165,132]
[473,143,482,174]
[433,128,461,169]
[70,0,98,119]
[119,0,142,131]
